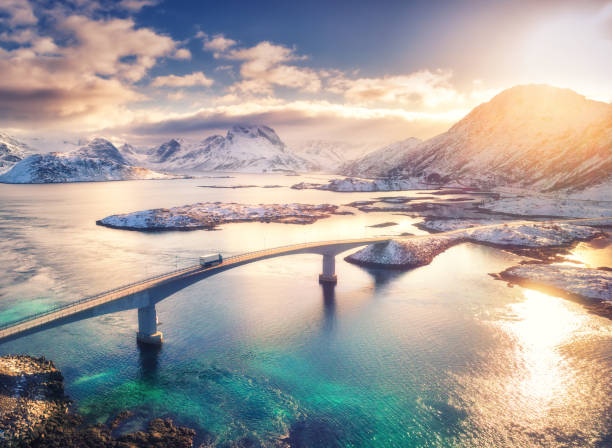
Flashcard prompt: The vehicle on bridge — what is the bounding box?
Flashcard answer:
[200,253,223,267]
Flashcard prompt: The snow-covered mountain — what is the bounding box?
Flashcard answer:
[0,138,174,183]
[290,140,377,171]
[0,132,33,174]
[340,137,422,177]
[144,125,313,173]
[388,85,612,192]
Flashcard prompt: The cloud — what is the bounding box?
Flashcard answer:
[203,34,237,53]
[0,3,184,128]
[152,72,214,87]
[327,70,462,108]
[0,0,37,26]
[119,99,469,145]
[167,90,185,101]
[173,48,192,59]
[221,41,321,94]
[118,0,159,11]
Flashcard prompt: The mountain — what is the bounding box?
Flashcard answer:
[148,138,183,163]
[145,125,312,173]
[388,85,612,192]
[0,138,175,184]
[290,140,381,171]
[0,132,33,174]
[340,137,422,177]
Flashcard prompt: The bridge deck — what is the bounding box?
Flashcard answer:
[0,236,392,341]
[0,216,609,343]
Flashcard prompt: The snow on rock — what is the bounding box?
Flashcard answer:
[143,125,313,173]
[97,202,341,231]
[341,137,422,178]
[0,132,33,174]
[389,85,612,192]
[499,265,612,301]
[0,139,177,184]
[290,140,368,171]
[291,177,426,192]
[461,223,604,247]
[480,195,612,218]
[346,222,606,269]
[346,237,456,268]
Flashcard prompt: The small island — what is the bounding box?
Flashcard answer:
[97,202,343,231]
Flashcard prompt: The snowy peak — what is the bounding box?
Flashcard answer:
[226,125,285,150]
[143,124,310,173]
[150,138,184,163]
[73,138,127,165]
[0,132,34,173]
[388,84,612,191]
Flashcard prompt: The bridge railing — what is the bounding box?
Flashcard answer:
[0,236,393,334]
[0,264,200,332]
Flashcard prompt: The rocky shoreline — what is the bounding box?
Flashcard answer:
[0,356,195,447]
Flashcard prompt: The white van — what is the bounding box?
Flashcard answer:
[200,253,223,267]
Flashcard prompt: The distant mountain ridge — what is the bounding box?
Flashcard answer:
[345,85,612,192]
[0,138,174,183]
[141,125,313,173]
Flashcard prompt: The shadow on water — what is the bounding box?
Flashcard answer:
[362,267,407,291]
[320,283,336,335]
[137,343,161,383]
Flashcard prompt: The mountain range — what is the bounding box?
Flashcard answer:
[0,139,174,183]
[1,85,610,191]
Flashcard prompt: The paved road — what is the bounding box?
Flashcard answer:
[0,216,609,343]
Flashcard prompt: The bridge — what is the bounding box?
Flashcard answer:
[0,236,393,346]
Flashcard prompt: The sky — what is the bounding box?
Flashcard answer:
[0,0,611,148]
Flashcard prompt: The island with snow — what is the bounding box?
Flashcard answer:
[346,221,608,268]
[97,202,344,231]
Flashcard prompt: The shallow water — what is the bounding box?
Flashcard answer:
[0,175,611,447]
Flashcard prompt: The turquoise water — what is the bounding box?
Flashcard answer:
[1,176,611,447]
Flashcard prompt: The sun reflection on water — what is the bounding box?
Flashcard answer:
[504,288,584,407]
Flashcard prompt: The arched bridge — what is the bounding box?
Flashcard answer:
[0,236,392,346]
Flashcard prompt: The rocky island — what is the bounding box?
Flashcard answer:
[97,202,344,231]
[346,221,607,268]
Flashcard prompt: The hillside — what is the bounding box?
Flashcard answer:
[389,85,612,191]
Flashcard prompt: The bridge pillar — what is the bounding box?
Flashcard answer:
[319,253,337,285]
[137,304,163,346]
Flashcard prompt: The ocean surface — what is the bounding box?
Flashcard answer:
[0,174,611,447]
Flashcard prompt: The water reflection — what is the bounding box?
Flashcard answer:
[320,283,336,335]
[363,267,406,291]
[138,343,161,383]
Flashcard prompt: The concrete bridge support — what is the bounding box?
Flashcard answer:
[319,253,337,285]
[137,304,163,346]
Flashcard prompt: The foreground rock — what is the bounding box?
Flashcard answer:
[346,222,607,268]
[97,202,341,231]
[291,177,425,192]
[0,355,195,447]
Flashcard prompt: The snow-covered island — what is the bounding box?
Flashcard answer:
[291,177,427,192]
[479,195,612,218]
[498,265,612,302]
[97,202,342,231]
[346,221,607,268]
